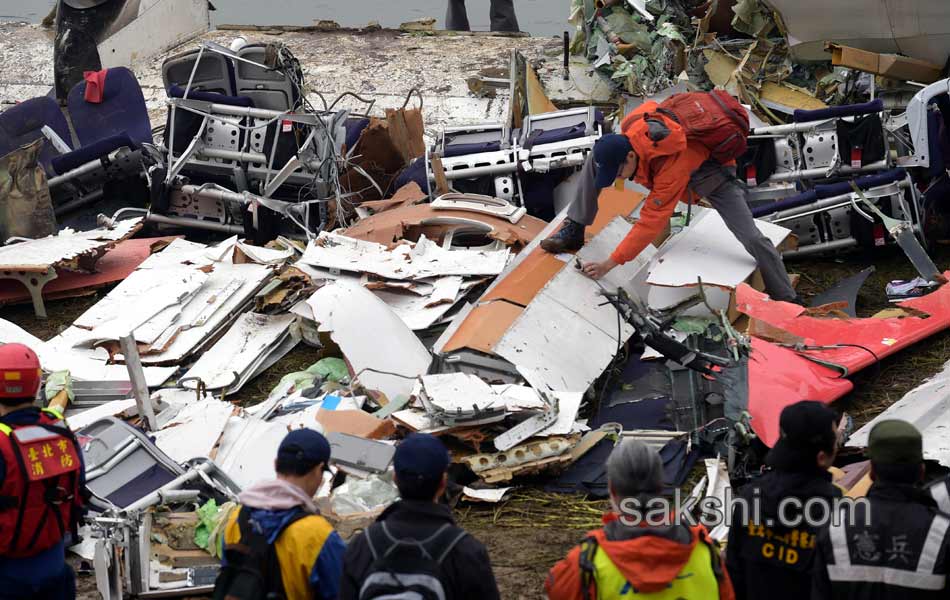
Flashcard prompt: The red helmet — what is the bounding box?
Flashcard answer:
[0,343,42,399]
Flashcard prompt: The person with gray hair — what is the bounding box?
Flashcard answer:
[546,440,735,599]
[606,437,664,510]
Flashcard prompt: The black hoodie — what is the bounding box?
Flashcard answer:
[339,500,500,600]
[726,468,842,600]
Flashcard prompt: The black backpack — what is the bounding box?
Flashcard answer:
[358,522,468,600]
[212,506,308,600]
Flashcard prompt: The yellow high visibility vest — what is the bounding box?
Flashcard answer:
[584,539,721,599]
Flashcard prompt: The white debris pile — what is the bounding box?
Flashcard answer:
[297,232,508,331]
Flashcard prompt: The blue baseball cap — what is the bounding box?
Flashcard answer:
[277,428,331,467]
[593,134,634,189]
[394,433,450,484]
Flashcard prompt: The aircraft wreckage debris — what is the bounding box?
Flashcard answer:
[2,2,950,595]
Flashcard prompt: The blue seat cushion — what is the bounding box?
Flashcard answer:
[443,141,502,157]
[0,96,71,173]
[67,67,153,147]
[793,99,884,123]
[344,118,370,152]
[752,168,907,217]
[51,133,135,175]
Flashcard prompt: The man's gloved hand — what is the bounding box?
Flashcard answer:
[580,258,618,280]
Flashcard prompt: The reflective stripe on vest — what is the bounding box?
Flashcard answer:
[827,513,950,591]
[589,539,720,599]
[0,423,10,436]
[41,407,64,421]
[931,483,950,515]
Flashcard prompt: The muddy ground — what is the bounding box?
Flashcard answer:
[9,243,950,600]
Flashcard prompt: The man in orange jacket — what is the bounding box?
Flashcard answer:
[545,440,735,600]
[541,96,799,303]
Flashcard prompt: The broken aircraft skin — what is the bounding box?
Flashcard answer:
[5,1,950,595]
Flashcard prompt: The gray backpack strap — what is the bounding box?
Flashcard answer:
[370,521,468,564]
[438,532,467,564]
[365,522,382,562]
[424,523,469,565]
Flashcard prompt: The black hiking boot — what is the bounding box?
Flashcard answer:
[540,219,586,253]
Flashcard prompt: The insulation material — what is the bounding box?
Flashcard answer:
[300,232,509,281]
[493,218,655,392]
[848,359,950,467]
[305,281,432,401]
[646,208,791,289]
[0,218,142,272]
[0,318,174,386]
[178,313,298,391]
[152,398,235,464]
[702,49,827,114]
